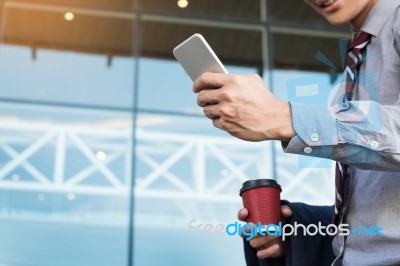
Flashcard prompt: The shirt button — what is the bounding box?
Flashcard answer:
[304,147,313,154]
[311,133,319,142]
[369,140,379,150]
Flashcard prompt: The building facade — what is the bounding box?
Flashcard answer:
[0,0,349,265]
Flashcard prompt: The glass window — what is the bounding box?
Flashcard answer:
[270,34,341,205]
[7,0,136,11]
[133,113,273,266]
[140,21,263,68]
[138,21,263,113]
[0,0,348,264]
[274,141,335,204]
[272,69,335,205]
[270,34,342,202]
[268,0,348,31]
[137,57,259,113]
[0,103,132,265]
[271,33,347,73]
[140,0,262,22]
[0,3,136,109]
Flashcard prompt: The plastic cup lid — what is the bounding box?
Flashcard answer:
[239,179,282,196]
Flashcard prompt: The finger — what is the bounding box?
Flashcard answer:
[238,208,248,221]
[281,205,293,218]
[211,117,230,131]
[212,117,222,130]
[193,72,230,93]
[203,104,220,119]
[256,236,281,249]
[249,235,279,249]
[240,222,254,238]
[257,244,282,259]
[197,89,221,107]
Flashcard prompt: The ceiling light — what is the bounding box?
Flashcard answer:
[64,12,74,21]
[177,0,189,8]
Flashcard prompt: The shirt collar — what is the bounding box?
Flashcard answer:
[358,0,400,37]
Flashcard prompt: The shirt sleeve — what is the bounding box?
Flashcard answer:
[282,7,400,171]
[393,7,400,55]
[283,100,400,171]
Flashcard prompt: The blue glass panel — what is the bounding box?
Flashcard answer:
[0,103,132,265]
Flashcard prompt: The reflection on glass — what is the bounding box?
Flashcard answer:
[272,69,335,205]
[0,3,135,108]
[133,113,272,266]
[0,103,132,265]
[0,45,135,108]
[140,0,261,21]
[138,57,259,113]
[0,0,346,264]
[140,21,263,68]
[272,33,345,73]
[269,0,347,31]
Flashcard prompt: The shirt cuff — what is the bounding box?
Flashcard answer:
[283,102,338,156]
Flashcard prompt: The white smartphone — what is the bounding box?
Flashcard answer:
[173,33,228,81]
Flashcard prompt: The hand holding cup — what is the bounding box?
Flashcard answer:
[239,179,292,259]
[238,206,292,259]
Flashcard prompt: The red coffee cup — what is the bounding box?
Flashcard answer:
[240,179,282,226]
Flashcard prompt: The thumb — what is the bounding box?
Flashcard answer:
[238,208,249,221]
[281,205,292,218]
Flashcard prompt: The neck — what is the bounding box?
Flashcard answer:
[350,0,378,31]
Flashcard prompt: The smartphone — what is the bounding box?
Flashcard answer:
[173,33,228,81]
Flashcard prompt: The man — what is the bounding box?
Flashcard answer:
[193,0,400,265]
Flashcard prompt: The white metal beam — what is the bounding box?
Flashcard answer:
[0,122,275,203]
[68,132,123,189]
[136,142,194,190]
[1,143,50,184]
[0,131,55,180]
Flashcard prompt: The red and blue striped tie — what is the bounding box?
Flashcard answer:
[334,31,371,224]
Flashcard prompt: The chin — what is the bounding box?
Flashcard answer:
[325,15,351,25]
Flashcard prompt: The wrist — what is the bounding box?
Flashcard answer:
[275,101,295,142]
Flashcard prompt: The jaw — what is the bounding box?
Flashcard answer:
[305,0,352,25]
[304,0,378,29]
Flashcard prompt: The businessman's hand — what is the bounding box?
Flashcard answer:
[193,73,294,142]
[238,205,293,259]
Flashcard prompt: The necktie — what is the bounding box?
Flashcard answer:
[334,32,371,224]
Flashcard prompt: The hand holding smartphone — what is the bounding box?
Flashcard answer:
[173,33,228,81]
